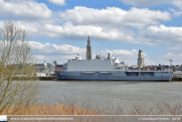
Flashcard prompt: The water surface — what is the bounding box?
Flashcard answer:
[37,81,182,111]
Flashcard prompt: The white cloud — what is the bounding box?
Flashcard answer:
[145,53,182,66]
[170,9,182,17]
[165,53,182,64]
[42,23,182,46]
[119,0,171,6]
[10,20,136,43]
[96,49,138,57]
[168,45,182,51]
[167,45,182,64]
[2,21,182,46]
[0,4,178,46]
[145,59,157,65]
[172,0,182,10]
[119,0,182,13]
[29,41,86,55]
[28,41,86,64]
[156,46,182,65]
[139,25,182,44]
[43,22,135,41]
[107,49,139,57]
[0,20,44,37]
[8,22,182,46]
[165,53,174,58]
[60,6,170,28]
[48,0,66,6]
[0,0,52,20]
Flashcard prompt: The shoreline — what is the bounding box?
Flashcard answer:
[12,76,182,81]
[37,76,182,82]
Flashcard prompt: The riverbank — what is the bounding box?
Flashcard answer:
[37,76,182,82]
[38,76,57,81]
[11,76,182,81]
[171,77,182,81]
[0,102,181,115]
[0,103,104,115]
[11,76,57,81]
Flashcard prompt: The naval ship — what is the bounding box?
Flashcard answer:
[55,37,173,81]
[55,52,173,81]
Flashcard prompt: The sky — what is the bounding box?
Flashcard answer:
[0,0,182,66]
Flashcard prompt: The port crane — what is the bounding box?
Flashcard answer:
[167,59,173,66]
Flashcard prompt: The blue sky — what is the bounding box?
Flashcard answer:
[0,0,182,66]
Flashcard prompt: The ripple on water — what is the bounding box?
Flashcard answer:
[37,81,182,111]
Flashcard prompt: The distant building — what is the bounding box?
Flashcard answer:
[33,61,55,76]
[86,36,92,60]
[130,65,138,70]
[137,50,145,66]
[56,64,63,72]
[128,64,172,71]
[173,65,182,72]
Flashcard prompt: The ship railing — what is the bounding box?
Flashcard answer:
[82,71,112,74]
[126,70,171,72]
[82,71,94,74]
[99,72,111,74]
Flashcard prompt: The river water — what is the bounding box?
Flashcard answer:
[37,81,182,111]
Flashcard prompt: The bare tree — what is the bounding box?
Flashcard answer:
[0,19,39,114]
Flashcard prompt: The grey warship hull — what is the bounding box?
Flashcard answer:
[55,53,173,81]
[55,71,173,81]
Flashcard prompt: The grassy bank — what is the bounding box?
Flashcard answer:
[38,76,57,81]
[0,104,104,115]
[171,77,182,82]
[12,76,57,81]
[1,102,182,115]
